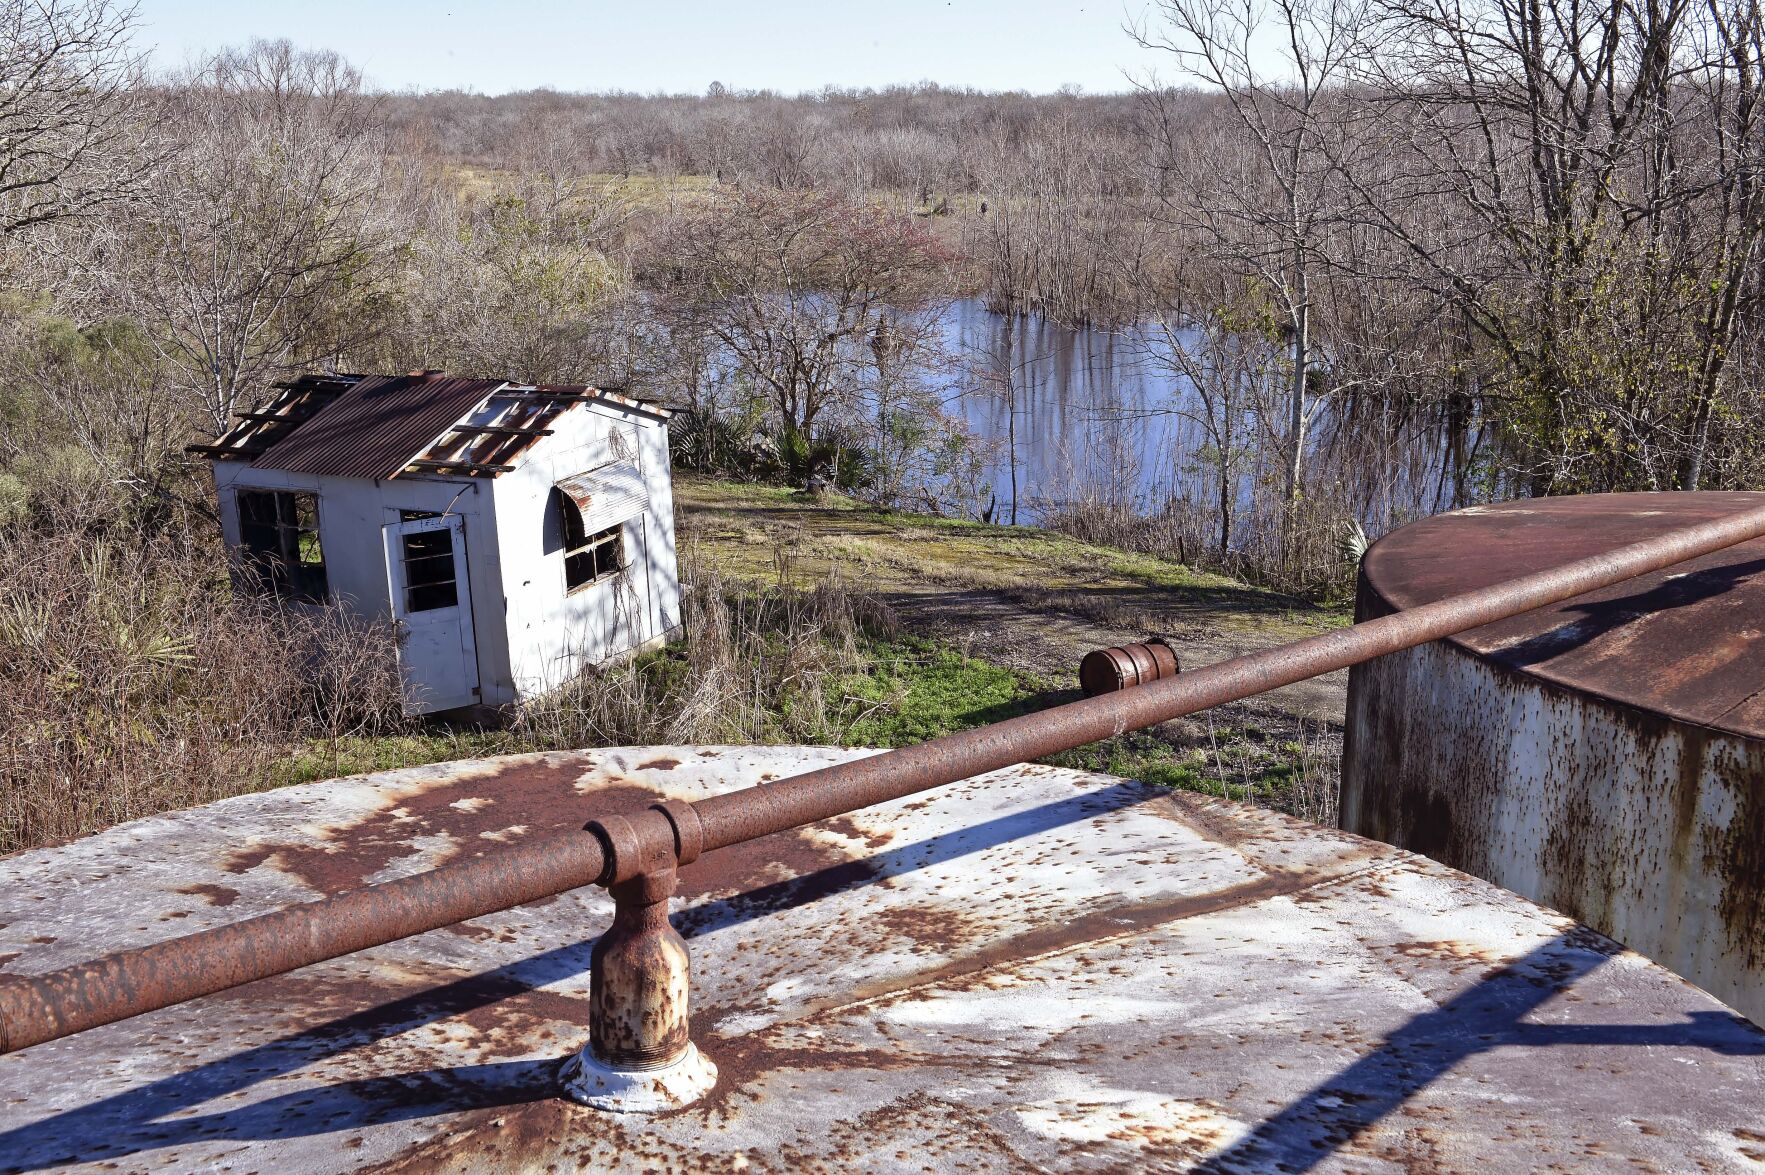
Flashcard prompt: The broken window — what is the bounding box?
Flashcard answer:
[553,462,643,593]
[562,509,626,592]
[236,490,328,601]
[400,527,460,612]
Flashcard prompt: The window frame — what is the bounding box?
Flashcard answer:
[559,497,627,594]
[398,524,461,613]
[235,488,329,603]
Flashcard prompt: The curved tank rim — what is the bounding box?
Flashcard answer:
[1359,489,1765,742]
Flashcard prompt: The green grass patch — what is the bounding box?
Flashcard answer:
[1044,726,1313,807]
[260,731,516,791]
[837,636,1042,746]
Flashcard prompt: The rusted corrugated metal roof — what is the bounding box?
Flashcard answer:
[188,374,363,461]
[249,373,508,481]
[1359,490,1765,739]
[210,374,674,481]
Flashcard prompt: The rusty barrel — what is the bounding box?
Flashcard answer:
[1341,490,1765,1025]
[1079,640,1179,696]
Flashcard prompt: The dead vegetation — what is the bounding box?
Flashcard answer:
[512,563,900,750]
[0,525,405,853]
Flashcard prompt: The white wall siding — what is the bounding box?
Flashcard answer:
[212,462,512,706]
[487,402,680,699]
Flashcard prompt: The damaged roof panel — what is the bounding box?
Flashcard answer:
[250,373,508,481]
[188,374,362,462]
[556,459,647,534]
[193,373,676,482]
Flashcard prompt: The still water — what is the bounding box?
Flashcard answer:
[936,299,1465,528]
[939,299,1215,523]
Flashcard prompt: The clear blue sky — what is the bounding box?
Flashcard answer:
[135,1,1169,96]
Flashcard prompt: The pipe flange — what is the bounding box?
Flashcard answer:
[650,800,704,867]
[560,1041,717,1113]
[586,814,645,886]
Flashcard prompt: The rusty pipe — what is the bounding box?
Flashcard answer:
[688,500,1765,850]
[6,500,1765,1055]
[0,824,606,1054]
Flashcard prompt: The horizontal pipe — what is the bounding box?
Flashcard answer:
[0,827,606,1053]
[692,500,1765,850]
[5,499,1765,1054]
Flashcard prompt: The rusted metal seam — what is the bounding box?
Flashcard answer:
[776,857,1394,1029]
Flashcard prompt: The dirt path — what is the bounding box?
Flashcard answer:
[677,479,1351,744]
[886,586,1348,729]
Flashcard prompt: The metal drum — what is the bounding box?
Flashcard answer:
[1079,639,1180,696]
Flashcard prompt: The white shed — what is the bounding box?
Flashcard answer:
[191,371,681,715]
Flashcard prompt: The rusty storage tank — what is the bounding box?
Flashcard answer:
[4,744,1764,1171]
[1343,490,1765,1026]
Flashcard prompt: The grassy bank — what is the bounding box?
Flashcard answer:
[258,480,1350,821]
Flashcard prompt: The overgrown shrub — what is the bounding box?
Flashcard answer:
[0,525,407,852]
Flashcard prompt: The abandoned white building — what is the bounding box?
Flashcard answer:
[190,371,680,714]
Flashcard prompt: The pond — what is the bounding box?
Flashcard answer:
[939,299,1202,524]
[937,299,1473,530]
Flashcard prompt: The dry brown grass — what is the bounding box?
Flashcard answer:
[1035,481,1370,604]
[0,525,407,853]
[512,561,898,750]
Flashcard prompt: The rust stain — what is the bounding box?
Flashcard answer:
[874,906,985,954]
[684,1032,923,1123]
[636,757,681,771]
[675,819,881,911]
[1343,617,1765,1025]
[823,815,894,851]
[175,883,240,907]
[794,864,1373,1022]
[1705,740,1765,970]
[1360,490,1765,739]
[222,760,665,896]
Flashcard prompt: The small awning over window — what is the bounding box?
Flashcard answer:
[555,460,647,534]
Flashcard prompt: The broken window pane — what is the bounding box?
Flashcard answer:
[235,489,328,603]
[562,520,626,592]
[401,528,458,613]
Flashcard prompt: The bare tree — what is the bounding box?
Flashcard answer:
[1343,0,1702,491]
[650,187,952,458]
[1680,0,1765,486]
[124,41,399,434]
[0,0,156,236]
[1134,0,1366,559]
[390,155,634,384]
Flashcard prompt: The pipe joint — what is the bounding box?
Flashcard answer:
[566,854,717,1111]
[587,808,681,888]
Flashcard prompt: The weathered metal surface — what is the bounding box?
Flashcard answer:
[9,495,1765,1058]
[1079,639,1180,696]
[1344,490,1765,1027]
[1356,490,1765,737]
[192,373,359,460]
[0,747,1760,1172]
[252,373,510,481]
[589,864,692,1071]
[554,459,648,534]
